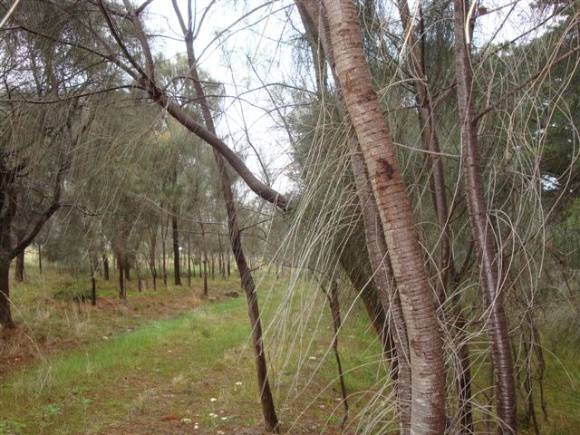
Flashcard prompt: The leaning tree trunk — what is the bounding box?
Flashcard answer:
[175,10,280,428]
[322,1,446,432]
[214,153,280,433]
[452,0,516,431]
[350,152,413,432]
[295,2,412,428]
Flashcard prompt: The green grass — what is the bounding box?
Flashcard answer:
[0,298,249,434]
[1,261,579,434]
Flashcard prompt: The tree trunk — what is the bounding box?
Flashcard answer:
[14,251,24,282]
[102,254,110,280]
[149,230,157,290]
[214,157,280,433]
[452,0,516,431]
[172,211,181,286]
[137,260,143,292]
[187,232,192,287]
[162,232,168,287]
[350,152,412,431]
[124,254,131,281]
[295,2,411,429]
[90,259,97,306]
[38,244,43,274]
[325,279,348,428]
[322,1,446,432]
[200,222,209,297]
[176,16,279,429]
[118,256,126,300]
[0,258,15,329]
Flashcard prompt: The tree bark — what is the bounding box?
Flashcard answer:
[172,210,182,286]
[102,254,110,280]
[187,232,192,287]
[321,1,446,432]
[200,223,209,297]
[295,1,413,430]
[90,258,97,306]
[395,0,454,293]
[149,230,157,290]
[0,258,15,329]
[117,256,126,300]
[452,0,516,431]
[395,2,474,430]
[38,244,42,274]
[14,251,24,282]
[162,225,168,287]
[325,279,348,428]
[350,151,413,432]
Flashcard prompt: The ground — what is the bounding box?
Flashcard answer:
[0,265,578,434]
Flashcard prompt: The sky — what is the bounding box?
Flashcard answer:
[142,0,559,196]
[147,0,299,194]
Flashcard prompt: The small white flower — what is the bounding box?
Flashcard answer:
[102,336,109,340]
[308,356,317,360]
[319,405,325,409]
[221,416,228,421]
[209,412,218,418]
[235,381,243,386]
[210,397,217,402]
[181,417,192,424]
[217,431,225,435]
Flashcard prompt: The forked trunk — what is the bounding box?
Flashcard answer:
[322,1,446,432]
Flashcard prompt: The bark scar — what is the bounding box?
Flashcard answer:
[378,158,395,181]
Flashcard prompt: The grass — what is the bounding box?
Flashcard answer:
[0,260,578,434]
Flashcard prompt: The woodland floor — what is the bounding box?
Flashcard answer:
[0,266,578,434]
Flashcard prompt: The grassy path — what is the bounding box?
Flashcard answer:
[1,271,578,434]
[0,298,255,434]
